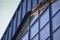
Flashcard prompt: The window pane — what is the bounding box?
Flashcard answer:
[32,35,38,40]
[46,38,50,40]
[52,0,60,16]
[52,11,60,31]
[31,22,38,39]
[17,8,21,28]
[3,32,7,40]
[30,14,38,25]
[22,32,28,40]
[53,27,60,40]
[40,23,49,40]
[40,8,49,29]
[8,25,12,40]
[13,17,16,36]
[32,0,37,8]
[6,28,9,40]
[22,0,26,18]
[27,0,31,12]
[4,34,7,40]
[38,0,43,3]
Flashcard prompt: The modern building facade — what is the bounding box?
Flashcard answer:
[1,0,60,40]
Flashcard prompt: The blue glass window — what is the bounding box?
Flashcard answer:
[27,0,31,12]
[31,22,38,39]
[30,13,38,25]
[52,0,60,16]
[40,23,49,40]
[17,8,21,28]
[52,11,60,31]
[8,24,12,40]
[22,0,26,18]
[32,35,38,40]
[40,8,49,29]
[38,0,43,3]
[13,17,16,36]
[32,0,37,8]
[46,38,50,40]
[3,32,7,40]
[53,27,60,40]
[22,32,28,40]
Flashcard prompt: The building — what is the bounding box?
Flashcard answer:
[1,0,60,40]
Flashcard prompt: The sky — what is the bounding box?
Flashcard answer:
[0,0,21,39]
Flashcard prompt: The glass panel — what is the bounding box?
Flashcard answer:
[46,38,50,40]
[53,27,60,40]
[47,38,50,40]
[13,17,16,36]
[6,28,9,40]
[52,0,60,16]
[40,8,49,29]
[22,0,26,18]
[40,23,49,40]
[27,0,31,12]
[17,8,21,28]
[30,13,38,25]
[38,0,43,3]
[5,32,7,40]
[31,22,38,39]
[22,32,28,40]
[2,35,5,40]
[3,33,7,40]
[52,11,60,31]
[15,13,18,28]
[1,38,3,40]
[32,35,38,40]
[32,0,37,8]
[8,24,12,40]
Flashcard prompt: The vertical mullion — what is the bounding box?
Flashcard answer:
[49,1,53,40]
[3,35,4,40]
[25,0,28,13]
[21,1,23,21]
[28,0,33,40]
[7,28,9,40]
[28,17,32,40]
[38,11,40,40]
[28,26,31,40]
[11,21,13,40]
[31,0,33,10]
[15,13,18,31]
[4,35,5,40]
[20,4,22,22]
[37,0,40,40]
[26,0,31,40]
[16,12,18,28]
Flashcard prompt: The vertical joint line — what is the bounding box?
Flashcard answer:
[15,13,18,31]
[31,0,33,11]
[49,1,53,40]
[38,11,40,40]
[26,0,28,13]
[28,17,31,40]
[21,2,23,21]
[11,22,13,40]
[7,28,9,40]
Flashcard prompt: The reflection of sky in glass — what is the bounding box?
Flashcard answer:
[40,23,49,40]
[22,32,28,40]
[52,0,60,16]
[0,0,21,39]
[31,22,38,39]
[52,11,60,31]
